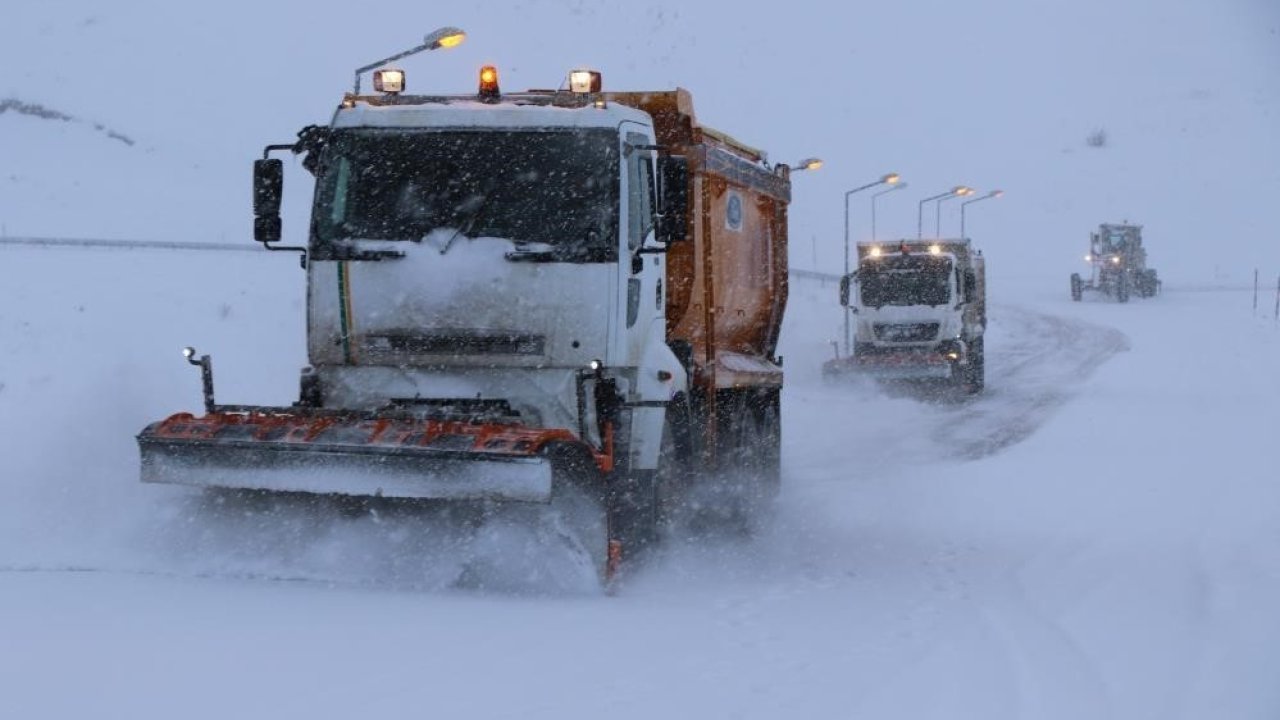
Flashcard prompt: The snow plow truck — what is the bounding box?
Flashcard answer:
[136,43,802,583]
[824,239,986,394]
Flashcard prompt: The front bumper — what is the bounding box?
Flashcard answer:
[824,341,965,380]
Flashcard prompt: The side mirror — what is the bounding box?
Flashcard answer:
[253,158,284,243]
[839,273,851,307]
[964,269,977,302]
[656,156,689,244]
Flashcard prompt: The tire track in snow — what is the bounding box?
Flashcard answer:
[931,305,1129,460]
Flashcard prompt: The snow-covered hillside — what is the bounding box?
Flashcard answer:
[3,1,1280,718]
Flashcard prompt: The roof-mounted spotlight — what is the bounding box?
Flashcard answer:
[569,69,603,94]
[373,68,405,94]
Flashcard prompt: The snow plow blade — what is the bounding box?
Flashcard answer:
[137,408,561,502]
[823,352,953,380]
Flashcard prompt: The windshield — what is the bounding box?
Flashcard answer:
[859,255,953,307]
[311,128,620,261]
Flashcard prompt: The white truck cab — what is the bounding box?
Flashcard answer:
[828,239,986,393]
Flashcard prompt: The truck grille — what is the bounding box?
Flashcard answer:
[872,322,940,343]
[364,331,546,356]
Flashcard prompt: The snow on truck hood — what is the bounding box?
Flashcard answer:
[311,228,612,369]
[336,227,598,329]
[332,99,651,131]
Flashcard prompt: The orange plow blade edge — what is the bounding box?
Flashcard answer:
[137,408,559,502]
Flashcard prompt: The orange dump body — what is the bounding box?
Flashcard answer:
[608,90,791,395]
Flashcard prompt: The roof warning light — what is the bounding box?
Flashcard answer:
[479,65,500,102]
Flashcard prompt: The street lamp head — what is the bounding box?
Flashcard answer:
[794,157,824,172]
[426,27,467,49]
[953,185,974,197]
[989,189,1004,198]
[883,173,901,185]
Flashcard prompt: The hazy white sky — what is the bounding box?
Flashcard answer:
[3,0,1278,280]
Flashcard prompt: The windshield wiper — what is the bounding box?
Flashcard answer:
[438,193,489,255]
[505,241,564,262]
[504,233,610,263]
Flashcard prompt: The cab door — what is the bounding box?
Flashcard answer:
[617,127,663,369]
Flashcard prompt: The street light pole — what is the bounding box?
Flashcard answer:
[921,184,962,238]
[935,187,973,237]
[870,182,908,241]
[843,173,900,354]
[921,184,967,238]
[960,189,1004,237]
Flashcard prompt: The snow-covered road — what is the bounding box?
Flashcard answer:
[2,247,1279,718]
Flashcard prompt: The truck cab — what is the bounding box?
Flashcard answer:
[291,94,680,472]
[829,239,986,393]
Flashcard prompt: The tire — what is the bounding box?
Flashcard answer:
[1070,273,1083,301]
[610,404,694,558]
[744,389,781,500]
[947,337,983,396]
[716,389,782,531]
[655,403,693,529]
[754,395,782,500]
[966,336,985,394]
[541,443,610,585]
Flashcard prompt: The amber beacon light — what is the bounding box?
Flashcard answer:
[479,65,500,101]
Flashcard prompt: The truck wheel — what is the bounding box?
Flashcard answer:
[608,470,659,558]
[612,402,695,563]
[655,403,693,529]
[543,443,610,584]
[719,389,781,531]
[966,336,985,395]
[1070,273,1083,301]
[753,396,782,500]
[1116,273,1130,303]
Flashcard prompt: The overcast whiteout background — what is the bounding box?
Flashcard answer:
[3,1,1280,718]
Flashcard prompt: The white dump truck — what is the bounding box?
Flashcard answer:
[824,239,986,393]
